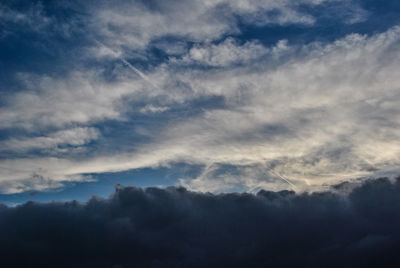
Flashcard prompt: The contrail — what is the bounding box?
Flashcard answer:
[94,39,162,91]
[268,168,297,189]
[119,58,162,91]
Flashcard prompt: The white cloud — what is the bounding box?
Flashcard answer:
[178,163,298,193]
[1,4,398,194]
[160,28,400,191]
[179,38,270,67]
[102,26,400,192]
[88,0,357,57]
[0,71,146,129]
[139,104,169,114]
[0,173,95,194]
[1,127,99,153]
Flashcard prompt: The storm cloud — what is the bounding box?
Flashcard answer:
[1,177,400,267]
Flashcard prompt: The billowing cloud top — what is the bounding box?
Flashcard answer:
[1,0,400,194]
[1,178,400,267]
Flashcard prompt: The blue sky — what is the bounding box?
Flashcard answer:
[1,0,400,203]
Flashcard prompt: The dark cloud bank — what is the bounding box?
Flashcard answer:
[1,178,400,267]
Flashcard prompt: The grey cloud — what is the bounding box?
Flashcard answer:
[0,178,400,267]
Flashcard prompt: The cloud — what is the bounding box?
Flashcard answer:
[0,3,51,35]
[0,178,400,267]
[0,173,94,194]
[1,26,400,193]
[127,27,400,191]
[0,2,82,40]
[178,38,276,67]
[87,0,364,56]
[179,163,298,193]
[166,27,400,189]
[0,127,99,153]
[0,71,145,129]
[0,0,398,194]
[140,104,170,114]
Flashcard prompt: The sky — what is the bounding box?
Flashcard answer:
[3,1,400,267]
[1,0,400,203]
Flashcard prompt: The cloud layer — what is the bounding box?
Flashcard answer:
[1,0,400,193]
[1,178,400,267]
